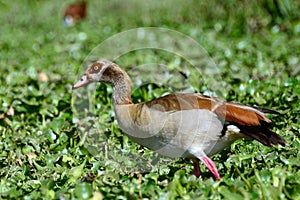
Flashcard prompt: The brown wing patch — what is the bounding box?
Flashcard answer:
[144,93,271,126]
[213,103,268,126]
[145,93,200,111]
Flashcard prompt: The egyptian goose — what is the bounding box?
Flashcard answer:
[73,59,285,179]
[63,2,87,26]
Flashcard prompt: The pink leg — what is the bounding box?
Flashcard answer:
[200,156,221,179]
[191,159,201,178]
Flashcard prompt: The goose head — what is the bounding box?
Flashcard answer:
[73,59,132,104]
[73,59,114,89]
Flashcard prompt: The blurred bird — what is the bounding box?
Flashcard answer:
[63,2,87,26]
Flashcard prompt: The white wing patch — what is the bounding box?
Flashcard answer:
[227,125,240,133]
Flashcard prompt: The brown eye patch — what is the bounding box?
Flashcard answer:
[89,62,103,74]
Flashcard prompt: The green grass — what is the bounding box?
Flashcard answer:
[1,0,300,199]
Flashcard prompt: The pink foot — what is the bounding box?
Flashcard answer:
[200,156,221,179]
[191,159,201,178]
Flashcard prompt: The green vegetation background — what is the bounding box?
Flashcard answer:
[0,0,299,199]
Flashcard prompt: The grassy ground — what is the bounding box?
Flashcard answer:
[1,0,300,199]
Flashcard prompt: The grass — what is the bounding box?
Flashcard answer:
[0,0,300,199]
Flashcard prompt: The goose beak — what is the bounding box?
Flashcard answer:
[73,75,91,89]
